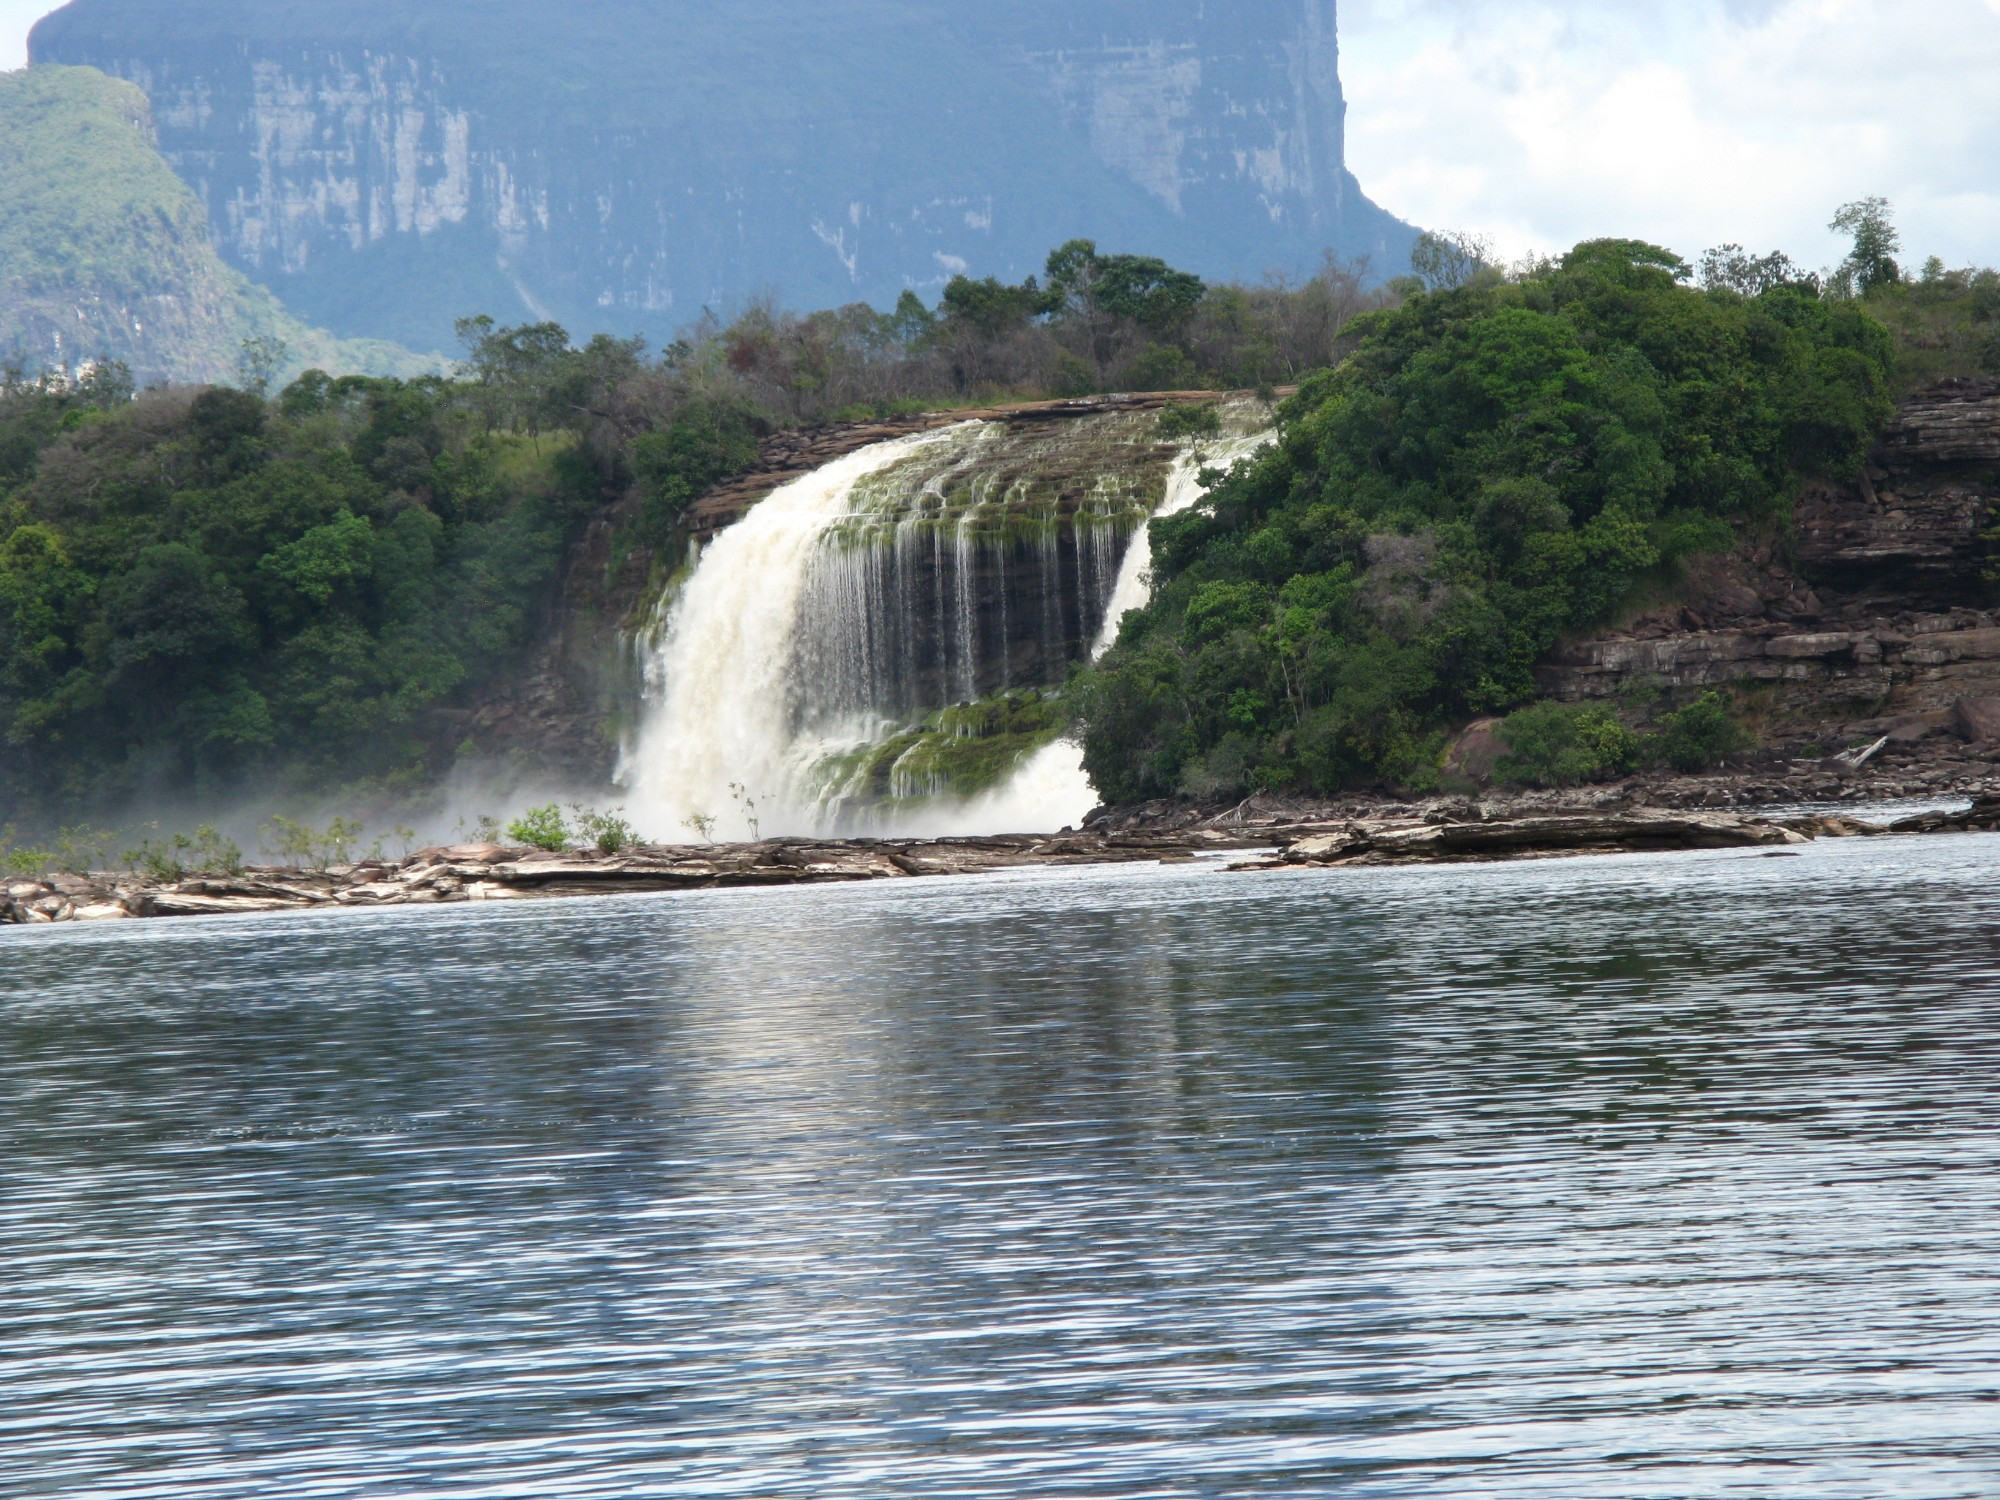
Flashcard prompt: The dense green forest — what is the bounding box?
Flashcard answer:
[0,242,1380,819]
[3,211,1994,825]
[1074,217,2000,802]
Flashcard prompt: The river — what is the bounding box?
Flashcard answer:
[5,833,1998,1497]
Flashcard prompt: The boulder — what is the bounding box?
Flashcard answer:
[1955,696,2000,743]
[1443,718,1508,782]
[1885,710,1956,744]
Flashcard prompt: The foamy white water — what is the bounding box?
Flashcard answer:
[1090,430,1273,658]
[624,428,965,840]
[624,420,1272,841]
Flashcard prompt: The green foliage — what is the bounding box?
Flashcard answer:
[1494,702,1641,788]
[1853,261,2000,391]
[1155,402,1223,442]
[1076,238,1894,800]
[259,814,366,870]
[630,397,765,542]
[1832,197,1903,297]
[570,803,639,854]
[122,823,243,881]
[0,362,598,818]
[505,804,571,852]
[2,822,115,877]
[1652,691,1754,772]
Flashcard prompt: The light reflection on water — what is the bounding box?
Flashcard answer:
[3,835,1999,1498]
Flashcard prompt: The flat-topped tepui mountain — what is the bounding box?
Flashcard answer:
[29,0,1417,349]
[0,64,431,384]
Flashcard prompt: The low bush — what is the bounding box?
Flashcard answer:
[259,815,366,870]
[570,804,640,855]
[505,805,571,852]
[1494,702,1642,788]
[1652,691,1755,772]
[123,824,243,881]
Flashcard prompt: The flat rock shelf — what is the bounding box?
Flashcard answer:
[8,798,1999,926]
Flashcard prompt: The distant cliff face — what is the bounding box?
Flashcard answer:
[30,0,1415,350]
[0,64,428,384]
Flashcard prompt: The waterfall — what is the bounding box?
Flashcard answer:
[622,409,1271,840]
[1091,430,1276,658]
[623,428,963,841]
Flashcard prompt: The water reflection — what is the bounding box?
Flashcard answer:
[2,837,1997,1496]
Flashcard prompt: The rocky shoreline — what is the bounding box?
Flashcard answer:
[7,789,1998,928]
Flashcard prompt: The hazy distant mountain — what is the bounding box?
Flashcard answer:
[30,0,1418,350]
[0,65,433,384]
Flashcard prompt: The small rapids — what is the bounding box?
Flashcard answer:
[622,410,1270,839]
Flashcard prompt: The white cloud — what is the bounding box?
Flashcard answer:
[1343,0,2000,272]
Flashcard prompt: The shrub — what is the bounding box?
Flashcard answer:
[570,804,639,855]
[1651,691,1755,772]
[259,815,365,870]
[505,804,571,852]
[1156,401,1223,441]
[1494,702,1641,787]
[123,824,244,881]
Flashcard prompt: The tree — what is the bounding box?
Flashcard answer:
[1410,229,1492,291]
[454,317,575,439]
[1832,197,1902,296]
[237,335,289,397]
[1700,244,1814,297]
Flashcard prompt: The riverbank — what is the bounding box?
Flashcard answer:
[7,793,1998,927]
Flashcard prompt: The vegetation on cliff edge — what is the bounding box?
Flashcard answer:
[1072,238,1898,802]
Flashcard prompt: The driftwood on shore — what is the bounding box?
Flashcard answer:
[4,798,1994,928]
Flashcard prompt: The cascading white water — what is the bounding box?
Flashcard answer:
[1091,430,1275,658]
[623,414,1271,841]
[623,428,966,841]
[945,429,1278,837]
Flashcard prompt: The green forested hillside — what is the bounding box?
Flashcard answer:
[0,65,431,385]
[1074,240,1902,801]
[0,367,603,816]
[0,244,1381,822]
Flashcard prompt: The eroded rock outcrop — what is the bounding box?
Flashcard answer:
[1537,378,2000,753]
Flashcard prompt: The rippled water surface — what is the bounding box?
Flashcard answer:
[5,835,2000,1498]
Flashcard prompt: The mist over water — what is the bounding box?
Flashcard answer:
[5,833,1999,1497]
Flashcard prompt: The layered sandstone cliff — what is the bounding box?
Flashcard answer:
[31,0,1416,351]
[1537,378,2000,773]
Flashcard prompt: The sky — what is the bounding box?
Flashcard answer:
[1339,0,2000,272]
[2,0,1995,272]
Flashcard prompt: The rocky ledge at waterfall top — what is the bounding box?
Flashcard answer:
[9,798,2000,927]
